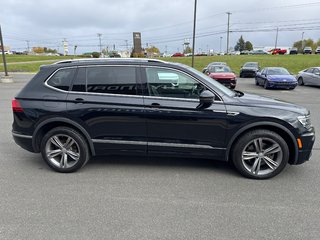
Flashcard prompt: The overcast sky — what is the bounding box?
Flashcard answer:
[1,0,320,54]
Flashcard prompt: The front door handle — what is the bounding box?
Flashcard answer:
[74,98,84,103]
[150,102,161,108]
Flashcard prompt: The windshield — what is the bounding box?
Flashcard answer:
[209,66,231,73]
[208,62,227,67]
[267,68,290,75]
[244,63,258,68]
[180,64,235,97]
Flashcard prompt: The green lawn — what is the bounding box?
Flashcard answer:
[0,55,73,63]
[0,54,319,74]
[161,54,320,75]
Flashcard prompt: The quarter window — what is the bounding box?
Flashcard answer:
[145,68,205,99]
[86,66,137,95]
[47,68,76,91]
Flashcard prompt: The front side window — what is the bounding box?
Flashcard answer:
[145,67,205,99]
[86,66,137,95]
[47,68,76,91]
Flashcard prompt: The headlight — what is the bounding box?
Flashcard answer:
[297,115,311,128]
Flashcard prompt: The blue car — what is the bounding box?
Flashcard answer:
[255,67,297,90]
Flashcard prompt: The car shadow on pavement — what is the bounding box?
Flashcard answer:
[88,155,239,177]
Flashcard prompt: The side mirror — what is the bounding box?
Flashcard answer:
[197,90,215,110]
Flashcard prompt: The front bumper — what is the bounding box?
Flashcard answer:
[240,70,257,77]
[267,81,297,89]
[294,130,316,165]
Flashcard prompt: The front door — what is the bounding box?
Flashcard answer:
[141,66,228,160]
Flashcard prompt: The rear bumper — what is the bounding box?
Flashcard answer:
[12,131,35,153]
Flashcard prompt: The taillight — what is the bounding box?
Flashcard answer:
[12,99,23,112]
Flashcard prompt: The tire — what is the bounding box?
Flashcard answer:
[239,73,243,78]
[255,78,259,86]
[41,127,90,173]
[298,77,304,86]
[263,80,269,89]
[231,130,289,179]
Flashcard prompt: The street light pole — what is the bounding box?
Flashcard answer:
[191,0,197,67]
[0,25,8,77]
[274,27,279,50]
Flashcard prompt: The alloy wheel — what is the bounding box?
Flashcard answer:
[241,137,283,176]
[45,134,80,169]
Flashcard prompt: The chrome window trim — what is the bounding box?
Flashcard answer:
[92,138,226,150]
[44,64,224,103]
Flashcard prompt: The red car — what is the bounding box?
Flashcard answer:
[171,53,185,57]
[269,48,287,55]
[206,65,237,89]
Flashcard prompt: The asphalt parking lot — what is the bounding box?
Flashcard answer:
[0,73,319,240]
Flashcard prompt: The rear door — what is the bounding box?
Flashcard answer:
[67,65,147,155]
[141,66,228,159]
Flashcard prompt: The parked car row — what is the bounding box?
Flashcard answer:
[202,61,320,90]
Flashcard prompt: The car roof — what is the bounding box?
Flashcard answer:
[41,58,173,69]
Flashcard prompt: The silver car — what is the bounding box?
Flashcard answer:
[297,67,320,86]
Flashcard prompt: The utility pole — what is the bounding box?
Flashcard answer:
[73,45,77,58]
[26,40,30,53]
[191,0,197,67]
[97,33,102,55]
[226,12,231,54]
[165,45,167,55]
[274,27,279,50]
[220,36,223,53]
[301,32,305,53]
[0,25,9,77]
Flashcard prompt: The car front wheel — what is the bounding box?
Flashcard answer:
[41,127,90,173]
[232,130,289,179]
[298,77,304,86]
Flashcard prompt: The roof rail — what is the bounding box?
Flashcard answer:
[53,58,167,65]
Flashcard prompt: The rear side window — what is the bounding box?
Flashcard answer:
[72,68,86,92]
[47,68,76,91]
[86,66,137,95]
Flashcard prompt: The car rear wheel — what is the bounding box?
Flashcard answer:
[255,79,259,86]
[298,77,304,86]
[232,130,289,179]
[41,127,90,173]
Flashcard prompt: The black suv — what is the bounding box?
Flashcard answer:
[239,62,260,78]
[12,59,315,179]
